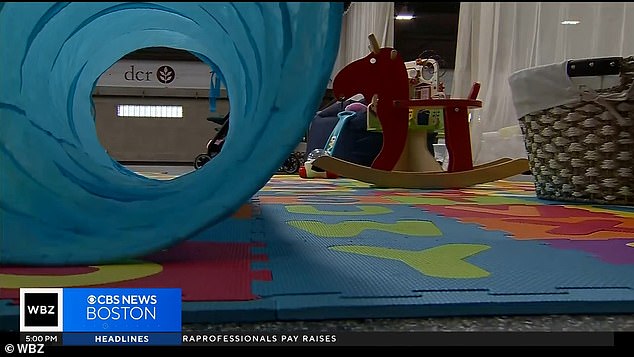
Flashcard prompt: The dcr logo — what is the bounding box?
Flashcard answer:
[156,65,175,84]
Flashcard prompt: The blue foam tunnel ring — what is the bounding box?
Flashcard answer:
[0,2,343,265]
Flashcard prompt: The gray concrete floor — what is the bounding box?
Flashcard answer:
[125,164,195,177]
[183,314,634,332]
[124,164,536,182]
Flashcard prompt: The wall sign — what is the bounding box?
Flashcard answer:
[96,59,223,90]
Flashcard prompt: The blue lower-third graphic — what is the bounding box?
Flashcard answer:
[62,288,182,333]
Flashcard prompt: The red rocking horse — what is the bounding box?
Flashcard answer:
[313,34,529,188]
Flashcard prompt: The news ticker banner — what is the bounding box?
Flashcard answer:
[4,331,631,349]
[8,288,629,348]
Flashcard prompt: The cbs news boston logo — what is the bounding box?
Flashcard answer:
[19,288,182,345]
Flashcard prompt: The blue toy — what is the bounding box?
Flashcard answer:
[0,2,343,265]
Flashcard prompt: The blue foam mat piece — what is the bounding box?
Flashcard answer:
[0,300,18,332]
[181,299,278,324]
[271,293,634,321]
[251,202,634,303]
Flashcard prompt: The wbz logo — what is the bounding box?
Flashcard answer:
[20,288,63,332]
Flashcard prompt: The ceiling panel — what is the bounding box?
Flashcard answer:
[122,3,461,69]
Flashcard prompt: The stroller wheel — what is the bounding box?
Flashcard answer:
[193,153,212,169]
[280,154,301,174]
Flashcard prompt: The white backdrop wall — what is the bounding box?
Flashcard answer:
[329,2,394,89]
[452,2,634,163]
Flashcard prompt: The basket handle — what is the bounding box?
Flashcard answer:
[567,57,622,77]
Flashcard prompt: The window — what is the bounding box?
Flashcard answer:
[116,105,183,118]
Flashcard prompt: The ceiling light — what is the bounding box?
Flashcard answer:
[395,4,414,20]
[561,20,580,25]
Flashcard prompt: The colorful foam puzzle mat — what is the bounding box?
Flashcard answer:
[2,174,634,328]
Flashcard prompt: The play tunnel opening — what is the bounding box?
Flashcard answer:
[92,46,230,179]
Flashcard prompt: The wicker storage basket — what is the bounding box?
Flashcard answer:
[516,57,634,205]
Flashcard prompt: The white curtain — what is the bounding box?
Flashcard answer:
[452,2,634,164]
[329,2,394,89]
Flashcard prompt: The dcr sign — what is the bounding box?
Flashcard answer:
[123,65,175,84]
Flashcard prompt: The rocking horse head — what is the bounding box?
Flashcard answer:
[331,34,411,172]
[332,34,410,103]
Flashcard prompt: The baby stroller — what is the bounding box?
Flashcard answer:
[192,112,302,174]
[193,112,230,169]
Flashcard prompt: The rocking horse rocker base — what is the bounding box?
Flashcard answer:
[312,156,529,189]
